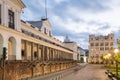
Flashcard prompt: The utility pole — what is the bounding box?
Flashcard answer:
[45,0,47,19]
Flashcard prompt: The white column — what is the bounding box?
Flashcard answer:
[16,37,21,60]
[2,0,5,26]
[3,1,8,27]
[17,11,21,31]
[1,1,3,25]
[15,10,21,31]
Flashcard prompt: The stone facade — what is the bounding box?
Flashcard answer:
[89,33,114,63]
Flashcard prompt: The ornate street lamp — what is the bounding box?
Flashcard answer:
[114,48,119,77]
[107,53,111,66]
[108,53,111,57]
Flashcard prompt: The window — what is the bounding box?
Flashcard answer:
[110,42,113,46]
[105,42,109,46]
[111,37,113,39]
[96,37,99,40]
[0,5,1,24]
[110,47,113,50]
[91,38,93,40]
[91,43,94,46]
[105,36,108,39]
[100,43,104,46]
[44,28,47,34]
[100,47,104,51]
[8,10,14,29]
[95,43,99,46]
[105,47,109,50]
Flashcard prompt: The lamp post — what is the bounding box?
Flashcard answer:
[2,47,7,80]
[114,48,119,77]
[107,53,111,65]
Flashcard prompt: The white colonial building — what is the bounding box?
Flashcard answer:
[0,0,74,61]
[0,0,77,80]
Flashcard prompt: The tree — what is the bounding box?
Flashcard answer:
[80,57,84,63]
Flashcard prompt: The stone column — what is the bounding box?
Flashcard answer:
[2,0,7,26]
[56,50,58,60]
[15,10,21,31]
[37,44,39,60]
[42,46,44,61]
[54,50,56,61]
[44,46,47,61]
[25,40,28,60]
[53,49,55,61]
[49,48,51,61]
[47,47,49,61]
[31,43,34,61]
[51,49,54,61]
[58,51,60,61]
[38,45,41,60]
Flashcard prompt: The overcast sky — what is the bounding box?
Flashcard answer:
[21,0,120,49]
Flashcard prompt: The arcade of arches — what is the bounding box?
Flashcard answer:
[0,36,76,80]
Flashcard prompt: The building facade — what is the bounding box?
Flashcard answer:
[89,33,114,63]
[0,0,76,80]
[63,36,78,61]
[78,47,88,63]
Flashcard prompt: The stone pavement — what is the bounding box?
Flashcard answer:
[62,64,110,80]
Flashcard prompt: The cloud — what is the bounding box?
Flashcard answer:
[54,0,68,4]
[21,0,120,49]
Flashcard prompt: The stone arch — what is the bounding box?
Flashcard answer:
[8,37,16,60]
[0,34,3,58]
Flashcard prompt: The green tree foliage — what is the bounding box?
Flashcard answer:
[114,53,120,62]
[80,57,84,63]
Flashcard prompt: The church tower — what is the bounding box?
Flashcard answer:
[64,35,70,43]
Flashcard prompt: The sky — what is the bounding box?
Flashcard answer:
[21,0,120,49]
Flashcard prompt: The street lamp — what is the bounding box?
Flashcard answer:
[108,53,111,57]
[114,48,119,77]
[108,53,111,66]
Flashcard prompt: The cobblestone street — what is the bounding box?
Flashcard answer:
[62,64,110,80]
